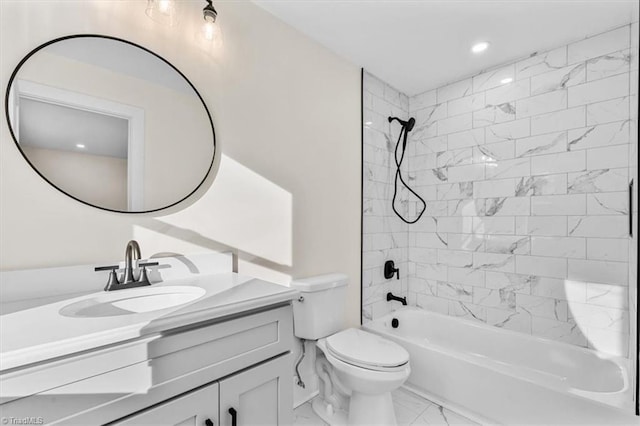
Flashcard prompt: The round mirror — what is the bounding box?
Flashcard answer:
[5,35,215,213]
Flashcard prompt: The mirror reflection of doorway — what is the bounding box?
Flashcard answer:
[9,80,145,210]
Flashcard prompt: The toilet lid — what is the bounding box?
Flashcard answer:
[326,328,409,369]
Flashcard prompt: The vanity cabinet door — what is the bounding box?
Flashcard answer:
[113,381,219,426]
[219,354,292,426]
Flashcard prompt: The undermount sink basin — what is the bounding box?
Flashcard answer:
[59,286,206,318]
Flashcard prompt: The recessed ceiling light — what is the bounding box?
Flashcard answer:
[471,41,490,54]
[76,144,86,149]
[500,77,513,84]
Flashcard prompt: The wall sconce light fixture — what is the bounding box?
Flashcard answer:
[145,0,179,27]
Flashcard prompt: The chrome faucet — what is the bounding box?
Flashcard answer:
[123,240,142,284]
[94,240,159,291]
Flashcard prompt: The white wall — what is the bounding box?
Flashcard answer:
[0,1,361,326]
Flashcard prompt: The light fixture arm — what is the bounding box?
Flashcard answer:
[203,0,217,22]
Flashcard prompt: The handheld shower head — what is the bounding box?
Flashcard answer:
[388,116,416,132]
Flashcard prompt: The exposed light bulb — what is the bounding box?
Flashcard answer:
[198,1,223,49]
[471,41,490,54]
[145,0,178,27]
[158,0,171,14]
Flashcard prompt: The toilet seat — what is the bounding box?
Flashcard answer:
[325,328,409,372]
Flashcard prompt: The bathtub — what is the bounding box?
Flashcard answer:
[364,307,637,425]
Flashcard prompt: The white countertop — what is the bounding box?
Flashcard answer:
[0,273,299,372]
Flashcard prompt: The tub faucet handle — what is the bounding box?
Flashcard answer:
[384,260,399,280]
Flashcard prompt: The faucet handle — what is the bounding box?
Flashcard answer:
[95,265,120,291]
[138,261,159,268]
[94,265,119,272]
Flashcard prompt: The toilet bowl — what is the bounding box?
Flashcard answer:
[318,328,410,425]
[290,274,410,426]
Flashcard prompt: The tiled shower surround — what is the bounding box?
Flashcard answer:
[363,24,638,357]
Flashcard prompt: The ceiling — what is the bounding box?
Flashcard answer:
[253,0,636,96]
[19,98,129,158]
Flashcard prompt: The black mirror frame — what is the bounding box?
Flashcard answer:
[4,34,216,214]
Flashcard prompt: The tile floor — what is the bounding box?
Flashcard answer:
[293,387,479,426]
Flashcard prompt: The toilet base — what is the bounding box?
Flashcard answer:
[312,396,348,426]
[348,391,397,425]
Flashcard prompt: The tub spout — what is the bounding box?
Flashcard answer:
[387,292,407,305]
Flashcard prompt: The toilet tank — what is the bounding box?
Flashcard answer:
[290,273,348,340]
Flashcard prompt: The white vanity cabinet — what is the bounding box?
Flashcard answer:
[115,353,292,426]
[0,303,294,425]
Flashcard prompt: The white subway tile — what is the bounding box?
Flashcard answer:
[437,78,473,103]
[485,235,530,254]
[485,197,530,216]
[586,238,628,262]
[448,267,485,287]
[411,89,437,110]
[530,63,586,95]
[586,49,631,81]
[485,79,531,105]
[516,90,567,118]
[473,287,516,310]
[447,163,485,182]
[474,178,516,198]
[447,128,485,149]
[473,103,516,127]
[586,145,628,169]
[517,294,568,321]
[531,237,586,259]
[530,277,586,302]
[472,216,515,235]
[438,113,472,135]
[516,132,567,157]
[473,64,515,93]
[485,158,531,179]
[516,255,567,279]
[516,47,567,79]
[436,182,474,200]
[486,307,532,333]
[532,317,587,346]
[448,199,485,216]
[415,263,448,281]
[568,74,629,107]
[586,283,628,309]
[485,272,535,294]
[416,293,449,314]
[437,216,474,233]
[437,249,473,267]
[530,150,586,175]
[531,194,586,216]
[586,192,628,215]
[416,103,448,124]
[531,106,586,135]
[567,168,628,193]
[515,174,567,196]
[568,215,628,238]
[436,148,473,168]
[415,232,448,249]
[569,303,628,332]
[586,97,630,125]
[586,327,627,357]
[568,121,630,151]
[473,252,516,272]
[516,216,567,236]
[447,233,485,251]
[448,92,486,116]
[473,140,516,163]
[438,282,473,302]
[568,259,627,285]
[486,118,531,143]
[568,26,630,63]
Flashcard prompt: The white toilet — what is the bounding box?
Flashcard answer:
[291,274,410,426]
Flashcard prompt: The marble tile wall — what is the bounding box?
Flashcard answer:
[362,72,410,321]
[363,24,637,357]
